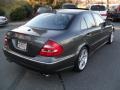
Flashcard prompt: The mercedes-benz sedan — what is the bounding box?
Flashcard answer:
[3,9,114,73]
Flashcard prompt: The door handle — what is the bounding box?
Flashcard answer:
[86,33,92,36]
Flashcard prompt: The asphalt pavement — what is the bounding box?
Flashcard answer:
[0,22,120,90]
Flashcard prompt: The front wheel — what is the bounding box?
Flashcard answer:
[108,31,114,44]
[74,47,88,72]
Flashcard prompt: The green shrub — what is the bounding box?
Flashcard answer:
[10,7,27,21]
[0,9,5,16]
[22,4,33,18]
[52,1,65,9]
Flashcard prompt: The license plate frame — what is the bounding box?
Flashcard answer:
[17,40,27,51]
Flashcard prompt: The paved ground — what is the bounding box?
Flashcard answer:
[0,22,120,90]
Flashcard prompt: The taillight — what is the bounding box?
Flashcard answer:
[101,13,107,16]
[4,35,8,47]
[4,32,12,47]
[38,40,63,57]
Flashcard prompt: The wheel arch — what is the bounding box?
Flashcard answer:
[84,45,90,53]
[76,43,90,56]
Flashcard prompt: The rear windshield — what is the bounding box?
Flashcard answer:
[25,13,73,30]
[37,7,51,13]
[62,5,77,9]
[91,5,106,11]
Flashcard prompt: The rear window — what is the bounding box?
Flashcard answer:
[37,7,51,13]
[91,5,106,11]
[25,13,73,30]
[62,5,77,9]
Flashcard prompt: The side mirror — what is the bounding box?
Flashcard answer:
[99,22,106,28]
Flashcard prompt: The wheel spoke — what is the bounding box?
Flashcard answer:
[78,49,88,70]
[111,32,114,43]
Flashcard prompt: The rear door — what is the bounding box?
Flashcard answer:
[83,13,103,51]
[93,13,112,43]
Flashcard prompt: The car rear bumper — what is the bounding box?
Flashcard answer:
[3,48,75,73]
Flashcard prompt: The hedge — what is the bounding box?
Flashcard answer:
[0,9,5,16]
[10,4,33,21]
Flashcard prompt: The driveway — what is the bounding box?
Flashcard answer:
[0,22,120,90]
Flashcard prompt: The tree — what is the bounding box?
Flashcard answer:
[0,0,15,4]
[46,0,54,5]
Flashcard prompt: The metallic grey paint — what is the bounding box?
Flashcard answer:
[3,9,113,73]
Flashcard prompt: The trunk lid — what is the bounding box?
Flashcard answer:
[7,26,52,57]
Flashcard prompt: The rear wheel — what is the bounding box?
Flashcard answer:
[74,47,88,72]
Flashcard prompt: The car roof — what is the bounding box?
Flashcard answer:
[56,9,89,15]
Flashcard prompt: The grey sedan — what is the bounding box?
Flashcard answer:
[3,9,114,73]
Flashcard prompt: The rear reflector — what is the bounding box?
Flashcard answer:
[38,40,63,57]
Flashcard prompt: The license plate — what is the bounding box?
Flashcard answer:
[17,40,27,51]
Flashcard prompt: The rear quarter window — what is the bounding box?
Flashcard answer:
[93,13,104,26]
[91,5,106,11]
[80,18,88,30]
[83,13,96,28]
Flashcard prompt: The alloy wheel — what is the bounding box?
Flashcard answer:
[110,32,114,43]
[78,48,88,70]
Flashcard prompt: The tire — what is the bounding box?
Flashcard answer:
[108,31,114,44]
[74,47,88,72]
